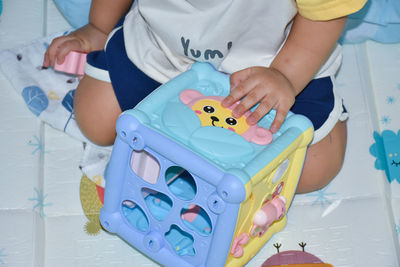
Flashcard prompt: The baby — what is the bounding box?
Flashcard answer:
[43,0,366,193]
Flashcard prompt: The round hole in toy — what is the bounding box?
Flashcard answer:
[142,188,173,221]
[121,200,149,232]
[207,194,225,214]
[180,204,212,236]
[131,132,145,150]
[165,166,197,201]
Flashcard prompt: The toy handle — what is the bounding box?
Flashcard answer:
[54,51,87,76]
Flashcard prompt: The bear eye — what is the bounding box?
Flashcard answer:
[203,106,215,113]
[225,117,237,126]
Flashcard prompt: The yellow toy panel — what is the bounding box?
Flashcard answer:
[227,127,313,266]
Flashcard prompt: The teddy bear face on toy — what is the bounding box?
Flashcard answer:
[179,89,273,145]
[190,97,249,135]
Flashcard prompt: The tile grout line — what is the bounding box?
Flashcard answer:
[33,121,46,267]
[355,41,400,262]
[34,0,48,265]
[42,0,48,37]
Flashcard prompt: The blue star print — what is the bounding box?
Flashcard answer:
[386,96,395,104]
[29,188,52,218]
[307,185,336,208]
[381,116,391,125]
[28,135,46,155]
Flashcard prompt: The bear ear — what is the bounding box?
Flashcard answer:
[242,126,273,145]
[179,89,204,105]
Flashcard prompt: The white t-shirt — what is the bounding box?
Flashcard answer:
[123,0,342,83]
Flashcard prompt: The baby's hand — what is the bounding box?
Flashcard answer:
[43,24,107,68]
[221,66,296,133]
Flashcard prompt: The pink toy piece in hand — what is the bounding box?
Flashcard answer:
[54,51,87,76]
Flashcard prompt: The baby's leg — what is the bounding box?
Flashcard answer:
[296,120,347,194]
[74,75,122,146]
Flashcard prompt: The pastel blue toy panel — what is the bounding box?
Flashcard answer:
[127,62,312,179]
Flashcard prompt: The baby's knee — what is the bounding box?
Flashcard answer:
[297,166,340,194]
[296,122,347,194]
[74,76,121,146]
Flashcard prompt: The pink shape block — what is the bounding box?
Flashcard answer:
[54,51,87,76]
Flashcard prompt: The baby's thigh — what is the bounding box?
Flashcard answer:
[74,75,122,146]
[296,121,347,194]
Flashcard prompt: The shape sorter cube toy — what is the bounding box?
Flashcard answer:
[100,62,313,267]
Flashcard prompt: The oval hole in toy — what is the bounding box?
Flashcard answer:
[131,150,160,184]
[142,188,173,221]
[165,166,197,201]
[180,204,212,236]
[121,200,149,232]
[165,224,196,256]
[272,159,290,184]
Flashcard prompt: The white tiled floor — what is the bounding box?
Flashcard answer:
[0,1,399,266]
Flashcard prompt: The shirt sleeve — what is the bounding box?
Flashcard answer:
[296,0,368,21]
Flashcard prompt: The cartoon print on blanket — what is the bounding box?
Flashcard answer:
[80,174,104,235]
[370,130,400,183]
[0,33,87,142]
[21,85,49,116]
[62,89,76,132]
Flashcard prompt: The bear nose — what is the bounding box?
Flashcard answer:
[211,116,219,122]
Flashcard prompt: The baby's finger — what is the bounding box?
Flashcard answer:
[230,68,251,88]
[222,76,258,109]
[231,84,264,118]
[270,106,288,133]
[246,100,273,125]
[56,39,84,65]
[46,36,72,66]
[43,52,50,67]
[222,69,252,107]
